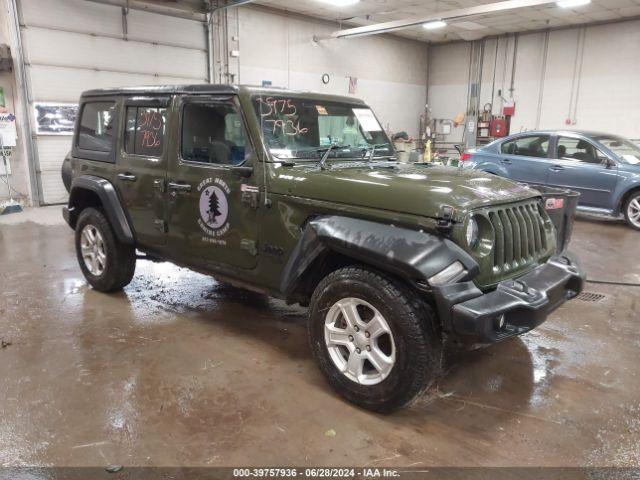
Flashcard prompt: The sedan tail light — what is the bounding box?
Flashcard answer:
[460,152,472,162]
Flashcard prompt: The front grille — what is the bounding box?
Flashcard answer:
[486,200,549,273]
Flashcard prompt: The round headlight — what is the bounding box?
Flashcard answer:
[466,216,479,248]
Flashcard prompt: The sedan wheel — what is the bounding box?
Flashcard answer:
[627,196,640,229]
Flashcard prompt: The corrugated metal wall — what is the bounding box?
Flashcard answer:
[19,0,208,204]
[427,18,640,145]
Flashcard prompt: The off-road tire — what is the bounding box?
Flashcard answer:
[623,192,640,231]
[75,207,136,292]
[308,266,443,413]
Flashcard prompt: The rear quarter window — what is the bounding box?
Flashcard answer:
[73,99,119,163]
[78,102,116,153]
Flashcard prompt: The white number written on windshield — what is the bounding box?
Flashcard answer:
[256,97,309,137]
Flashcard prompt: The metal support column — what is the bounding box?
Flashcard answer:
[464,40,484,150]
[6,0,43,206]
[206,11,215,83]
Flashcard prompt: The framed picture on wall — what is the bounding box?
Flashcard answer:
[34,103,78,135]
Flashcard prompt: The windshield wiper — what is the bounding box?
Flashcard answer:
[318,144,347,170]
[362,143,394,162]
[280,144,392,169]
[364,144,376,162]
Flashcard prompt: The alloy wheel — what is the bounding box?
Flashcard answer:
[324,297,396,385]
[80,224,107,276]
[628,197,640,228]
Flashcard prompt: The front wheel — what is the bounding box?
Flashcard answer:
[308,266,442,413]
[624,192,640,231]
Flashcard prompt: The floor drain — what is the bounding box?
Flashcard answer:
[577,292,606,302]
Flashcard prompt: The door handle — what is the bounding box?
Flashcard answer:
[549,165,565,172]
[168,182,192,192]
[501,158,512,165]
[117,173,137,182]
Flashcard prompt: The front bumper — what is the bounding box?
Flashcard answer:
[433,254,585,345]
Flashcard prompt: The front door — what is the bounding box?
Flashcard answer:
[546,136,619,209]
[115,98,170,247]
[166,96,259,270]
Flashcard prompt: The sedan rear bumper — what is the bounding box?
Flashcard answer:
[433,254,585,345]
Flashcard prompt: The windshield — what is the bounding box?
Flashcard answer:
[595,135,640,165]
[251,95,394,160]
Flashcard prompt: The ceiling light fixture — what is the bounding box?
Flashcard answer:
[556,0,591,8]
[315,0,360,6]
[423,20,447,30]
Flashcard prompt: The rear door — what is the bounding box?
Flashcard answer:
[498,135,551,184]
[165,95,259,270]
[115,97,170,247]
[546,135,619,209]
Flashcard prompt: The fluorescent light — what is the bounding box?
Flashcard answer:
[316,0,360,6]
[556,0,591,8]
[423,20,447,30]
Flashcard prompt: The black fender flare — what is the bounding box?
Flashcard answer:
[280,215,479,297]
[66,175,135,244]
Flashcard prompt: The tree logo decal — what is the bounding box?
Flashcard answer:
[198,184,229,230]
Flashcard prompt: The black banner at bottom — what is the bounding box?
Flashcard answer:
[0,468,638,480]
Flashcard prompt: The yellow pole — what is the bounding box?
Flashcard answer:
[423,139,432,162]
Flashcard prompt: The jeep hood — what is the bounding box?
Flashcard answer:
[270,162,540,220]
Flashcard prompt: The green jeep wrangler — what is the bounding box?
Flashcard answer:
[62,85,584,412]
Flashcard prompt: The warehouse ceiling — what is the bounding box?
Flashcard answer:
[88,0,640,42]
[254,0,640,42]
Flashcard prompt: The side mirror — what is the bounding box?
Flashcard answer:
[602,158,616,168]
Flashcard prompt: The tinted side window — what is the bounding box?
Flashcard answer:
[501,136,550,158]
[124,106,167,157]
[78,102,116,152]
[225,112,246,147]
[557,137,603,164]
[181,103,247,165]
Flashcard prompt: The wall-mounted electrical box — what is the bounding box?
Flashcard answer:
[491,117,508,137]
[503,101,516,117]
[0,45,13,72]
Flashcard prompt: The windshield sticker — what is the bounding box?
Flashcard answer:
[197,177,230,244]
[352,108,382,132]
[622,154,640,164]
[316,105,328,115]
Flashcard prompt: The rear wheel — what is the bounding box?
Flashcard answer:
[308,266,442,413]
[75,207,136,292]
[624,192,640,231]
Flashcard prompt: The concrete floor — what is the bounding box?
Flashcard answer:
[0,207,638,467]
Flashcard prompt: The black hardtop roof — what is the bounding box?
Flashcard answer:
[81,84,238,97]
[79,84,368,105]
